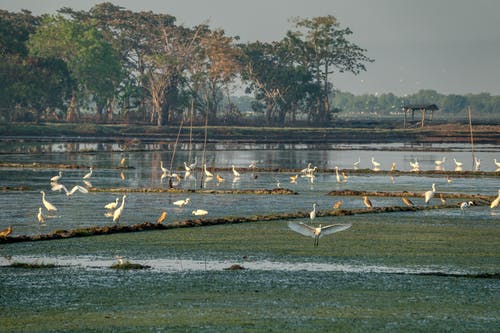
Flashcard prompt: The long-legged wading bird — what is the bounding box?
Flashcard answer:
[453,158,463,168]
[203,163,213,178]
[288,222,352,247]
[50,171,63,182]
[173,198,190,207]
[83,167,93,180]
[0,225,12,239]
[232,165,240,178]
[309,203,318,221]
[401,197,414,207]
[57,185,89,197]
[459,201,474,212]
[113,195,127,223]
[363,196,373,209]
[40,191,57,211]
[371,157,381,169]
[335,166,341,183]
[435,157,446,166]
[424,183,436,204]
[156,211,167,224]
[490,189,500,209]
[104,197,119,210]
[37,207,45,224]
[192,209,208,216]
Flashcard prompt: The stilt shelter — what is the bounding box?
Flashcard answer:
[402,104,439,128]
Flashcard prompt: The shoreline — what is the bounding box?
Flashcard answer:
[1,123,499,144]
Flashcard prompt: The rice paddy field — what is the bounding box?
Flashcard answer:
[0,140,499,332]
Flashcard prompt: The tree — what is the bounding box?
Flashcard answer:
[286,16,373,123]
[28,15,122,122]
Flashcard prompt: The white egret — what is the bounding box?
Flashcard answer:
[390,162,396,172]
[453,158,463,167]
[83,167,93,179]
[59,185,89,197]
[309,203,318,221]
[232,165,240,178]
[188,157,198,170]
[160,161,169,174]
[104,197,119,210]
[173,198,190,207]
[113,195,127,223]
[435,157,446,166]
[156,211,167,224]
[424,183,436,204]
[459,201,474,211]
[287,222,352,247]
[37,207,45,224]
[192,209,208,216]
[0,225,12,239]
[371,157,381,168]
[203,163,213,178]
[183,161,192,172]
[300,163,312,174]
[409,159,419,170]
[40,191,57,211]
[248,160,257,169]
[490,189,500,209]
[363,196,373,209]
[335,166,341,183]
[50,171,63,182]
[115,255,124,265]
[401,197,414,207]
[474,157,480,171]
[494,159,500,168]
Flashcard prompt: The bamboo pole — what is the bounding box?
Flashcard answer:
[468,106,475,171]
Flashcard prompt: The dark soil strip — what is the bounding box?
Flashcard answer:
[0,204,463,244]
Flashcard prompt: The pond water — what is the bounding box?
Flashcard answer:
[0,139,499,331]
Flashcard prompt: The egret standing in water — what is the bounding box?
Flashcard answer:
[371,157,381,169]
[363,196,373,209]
[424,183,436,204]
[490,189,500,209]
[50,171,63,182]
[40,191,57,211]
[459,201,474,212]
[334,166,341,183]
[83,167,93,180]
[192,209,208,216]
[309,203,318,221]
[113,195,127,223]
[203,163,213,178]
[173,198,190,207]
[232,165,240,178]
[37,207,45,225]
[104,197,119,210]
[287,222,352,247]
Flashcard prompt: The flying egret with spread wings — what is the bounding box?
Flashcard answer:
[287,222,352,247]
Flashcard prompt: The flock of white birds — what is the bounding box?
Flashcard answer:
[1,155,499,247]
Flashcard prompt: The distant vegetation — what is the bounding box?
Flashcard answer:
[1,4,498,128]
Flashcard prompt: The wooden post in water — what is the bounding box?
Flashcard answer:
[468,106,475,172]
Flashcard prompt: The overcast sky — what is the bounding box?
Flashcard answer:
[2,0,500,96]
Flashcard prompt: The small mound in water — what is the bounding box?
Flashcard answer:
[110,261,150,270]
[9,262,57,269]
[225,264,245,271]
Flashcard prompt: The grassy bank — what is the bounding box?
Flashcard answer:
[1,122,498,144]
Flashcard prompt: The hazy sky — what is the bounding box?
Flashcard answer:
[2,0,500,96]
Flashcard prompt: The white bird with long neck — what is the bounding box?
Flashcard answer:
[50,171,63,182]
[353,157,361,169]
[83,167,93,179]
[232,165,240,177]
[424,183,436,204]
[334,166,341,183]
[37,207,45,224]
[288,222,352,247]
[113,195,127,223]
[173,198,190,207]
[459,201,474,212]
[40,191,57,211]
[104,197,119,210]
[309,203,318,221]
[371,157,381,169]
[435,157,446,166]
[56,184,89,197]
[490,189,500,209]
[494,159,500,168]
[453,158,463,167]
[203,163,213,178]
[192,209,208,216]
[160,161,169,174]
[474,157,480,171]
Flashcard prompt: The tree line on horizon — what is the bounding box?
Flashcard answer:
[1,3,498,127]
